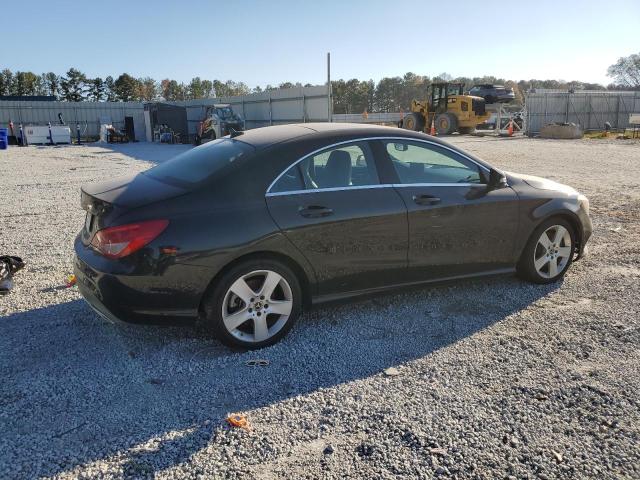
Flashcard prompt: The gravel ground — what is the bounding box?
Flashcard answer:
[1,137,639,479]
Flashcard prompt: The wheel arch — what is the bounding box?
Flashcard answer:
[546,211,583,257]
[519,210,583,261]
[196,250,313,318]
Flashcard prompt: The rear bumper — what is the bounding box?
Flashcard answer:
[74,235,213,324]
[75,271,125,325]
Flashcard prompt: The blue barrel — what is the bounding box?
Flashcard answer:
[0,128,7,150]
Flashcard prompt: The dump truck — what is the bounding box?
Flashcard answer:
[400,82,491,135]
[195,104,245,144]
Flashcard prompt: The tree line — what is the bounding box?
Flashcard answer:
[0,52,637,112]
[0,68,307,102]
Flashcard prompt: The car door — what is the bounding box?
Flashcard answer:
[375,138,520,280]
[265,140,408,296]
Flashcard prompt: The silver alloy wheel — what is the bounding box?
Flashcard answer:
[533,225,572,279]
[221,270,293,343]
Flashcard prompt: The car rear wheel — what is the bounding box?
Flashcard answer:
[202,259,302,349]
[517,218,575,284]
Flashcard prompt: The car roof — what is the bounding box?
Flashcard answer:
[235,122,452,150]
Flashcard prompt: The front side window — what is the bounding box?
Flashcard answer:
[270,141,379,193]
[384,140,483,185]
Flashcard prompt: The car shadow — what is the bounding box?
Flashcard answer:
[0,275,560,478]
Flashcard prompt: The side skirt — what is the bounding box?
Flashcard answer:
[311,267,516,306]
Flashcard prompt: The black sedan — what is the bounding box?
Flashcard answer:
[468,84,516,104]
[75,123,592,349]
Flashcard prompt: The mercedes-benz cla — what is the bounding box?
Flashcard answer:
[75,123,592,349]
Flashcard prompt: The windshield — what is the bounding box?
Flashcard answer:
[144,139,255,188]
[215,107,235,119]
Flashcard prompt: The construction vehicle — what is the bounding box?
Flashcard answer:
[399,82,491,135]
[195,104,245,145]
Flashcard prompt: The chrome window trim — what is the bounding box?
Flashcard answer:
[266,184,394,197]
[265,136,492,196]
[392,183,485,188]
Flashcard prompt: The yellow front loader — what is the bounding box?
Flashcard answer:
[400,82,490,135]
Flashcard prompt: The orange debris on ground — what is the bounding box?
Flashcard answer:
[227,414,251,430]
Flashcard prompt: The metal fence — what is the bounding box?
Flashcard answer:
[0,85,330,141]
[525,91,640,135]
[332,112,402,125]
[171,85,329,136]
[0,100,146,140]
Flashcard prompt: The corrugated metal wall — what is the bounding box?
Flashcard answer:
[0,85,330,141]
[169,85,329,135]
[525,91,640,135]
[0,100,146,140]
[332,112,402,124]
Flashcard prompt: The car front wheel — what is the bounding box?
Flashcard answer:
[202,259,302,349]
[517,218,576,284]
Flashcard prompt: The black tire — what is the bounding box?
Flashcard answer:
[458,126,475,134]
[202,259,302,349]
[435,113,458,135]
[402,112,425,132]
[517,217,576,284]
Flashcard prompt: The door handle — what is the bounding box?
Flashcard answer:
[413,194,441,206]
[299,205,334,218]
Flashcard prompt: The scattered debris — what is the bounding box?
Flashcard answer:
[245,359,270,367]
[383,367,401,377]
[0,256,25,295]
[52,422,87,439]
[551,450,563,463]
[429,447,448,456]
[227,414,251,430]
[65,274,77,288]
[323,444,335,455]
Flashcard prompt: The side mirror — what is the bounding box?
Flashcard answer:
[488,168,507,189]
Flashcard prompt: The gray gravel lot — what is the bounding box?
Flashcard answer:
[1,137,639,479]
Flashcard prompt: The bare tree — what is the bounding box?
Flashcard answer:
[607,52,640,88]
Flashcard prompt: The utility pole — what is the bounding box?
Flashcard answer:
[327,52,332,122]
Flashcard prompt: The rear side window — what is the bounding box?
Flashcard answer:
[270,141,379,193]
[270,166,304,193]
[144,139,255,187]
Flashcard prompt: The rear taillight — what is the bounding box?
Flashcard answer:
[90,220,169,259]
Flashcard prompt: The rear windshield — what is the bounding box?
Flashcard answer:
[144,139,255,188]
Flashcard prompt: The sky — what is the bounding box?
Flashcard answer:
[3,0,639,87]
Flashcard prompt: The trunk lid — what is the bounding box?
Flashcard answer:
[81,173,186,209]
[79,173,186,245]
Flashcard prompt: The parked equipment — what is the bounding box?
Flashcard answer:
[195,104,244,145]
[145,103,188,143]
[24,125,71,145]
[400,82,491,135]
